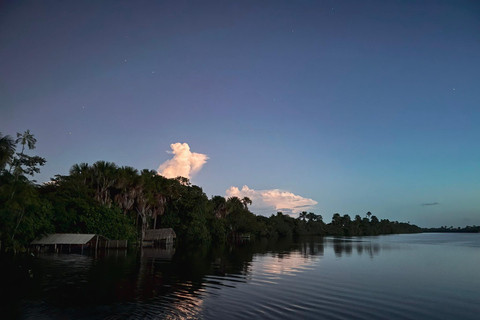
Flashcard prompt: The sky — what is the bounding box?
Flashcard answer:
[1,0,479,227]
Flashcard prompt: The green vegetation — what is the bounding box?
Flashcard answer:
[0,130,422,253]
[423,226,480,233]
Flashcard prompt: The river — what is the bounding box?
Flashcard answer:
[2,233,479,319]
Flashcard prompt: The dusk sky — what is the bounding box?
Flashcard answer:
[2,1,479,227]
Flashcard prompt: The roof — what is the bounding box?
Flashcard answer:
[144,228,176,241]
[31,233,107,245]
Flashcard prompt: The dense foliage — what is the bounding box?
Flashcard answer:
[0,130,422,253]
[422,226,480,233]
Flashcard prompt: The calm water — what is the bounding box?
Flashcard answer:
[2,233,479,319]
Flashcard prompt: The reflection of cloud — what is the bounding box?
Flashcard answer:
[226,185,317,215]
[421,202,440,206]
[157,143,208,179]
[255,252,319,276]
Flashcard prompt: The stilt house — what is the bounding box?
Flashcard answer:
[30,233,109,253]
[143,228,176,246]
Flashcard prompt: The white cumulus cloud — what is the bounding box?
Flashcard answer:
[157,143,208,179]
[226,185,318,216]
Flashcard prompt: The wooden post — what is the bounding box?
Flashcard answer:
[95,235,99,258]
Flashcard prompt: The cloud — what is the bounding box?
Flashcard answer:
[226,185,318,216]
[157,143,208,179]
[421,202,440,206]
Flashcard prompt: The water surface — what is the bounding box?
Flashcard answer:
[2,233,479,319]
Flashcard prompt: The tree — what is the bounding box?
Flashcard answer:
[0,130,51,252]
[69,162,92,186]
[150,174,168,229]
[15,130,36,156]
[332,213,342,226]
[210,195,227,219]
[226,196,244,214]
[0,133,15,170]
[342,214,351,226]
[299,211,307,221]
[92,161,118,206]
[241,197,252,210]
[135,170,156,245]
[113,166,139,216]
[307,212,321,222]
[9,130,46,180]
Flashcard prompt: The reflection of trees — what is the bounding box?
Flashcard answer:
[15,237,400,318]
[328,237,381,258]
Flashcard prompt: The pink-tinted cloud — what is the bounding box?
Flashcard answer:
[157,143,208,179]
[226,185,318,215]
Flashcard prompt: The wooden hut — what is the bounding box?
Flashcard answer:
[143,228,176,246]
[30,233,109,253]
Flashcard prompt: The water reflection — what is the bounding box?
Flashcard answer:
[325,236,388,258]
[3,234,480,319]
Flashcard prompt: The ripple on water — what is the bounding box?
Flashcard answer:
[15,235,480,320]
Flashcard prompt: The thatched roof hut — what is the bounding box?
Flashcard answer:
[144,228,176,245]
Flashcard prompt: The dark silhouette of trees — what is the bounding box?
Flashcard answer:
[0,133,15,170]
[0,130,51,252]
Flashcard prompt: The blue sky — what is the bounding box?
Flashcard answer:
[2,0,479,227]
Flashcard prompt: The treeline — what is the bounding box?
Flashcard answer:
[422,226,480,233]
[256,211,422,238]
[0,130,421,252]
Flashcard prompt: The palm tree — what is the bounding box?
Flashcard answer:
[15,130,36,156]
[135,169,157,245]
[69,162,92,188]
[241,197,252,210]
[10,130,36,177]
[150,174,168,229]
[114,166,139,216]
[299,211,307,221]
[0,133,15,171]
[226,196,244,214]
[211,195,227,218]
[92,161,118,206]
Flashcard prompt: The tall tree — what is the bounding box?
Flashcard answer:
[9,130,45,179]
[135,169,156,245]
[366,211,372,219]
[211,195,227,218]
[241,197,252,210]
[92,161,118,206]
[15,130,36,156]
[69,163,91,186]
[0,133,15,170]
[114,166,139,216]
[0,131,51,252]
